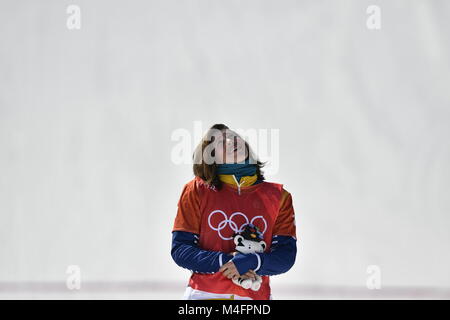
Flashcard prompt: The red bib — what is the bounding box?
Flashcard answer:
[189,177,283,300]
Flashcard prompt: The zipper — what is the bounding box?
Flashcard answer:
[232,175,244,195]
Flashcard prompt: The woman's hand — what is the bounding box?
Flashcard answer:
[219,261,240,280]
[241,269,257,281]
[219,260,258,281]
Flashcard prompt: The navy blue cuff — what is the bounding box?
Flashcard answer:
[221,253,234,266]
[231,253,260,275]
[255,235,297,276]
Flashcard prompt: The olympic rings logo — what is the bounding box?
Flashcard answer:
[207,210,267,241]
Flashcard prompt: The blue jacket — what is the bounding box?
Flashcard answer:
[171,231,297,276]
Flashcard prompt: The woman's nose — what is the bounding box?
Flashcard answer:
[225,138,235,148]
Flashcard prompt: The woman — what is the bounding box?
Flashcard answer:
[171,124,297,300]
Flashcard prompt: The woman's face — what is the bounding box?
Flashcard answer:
[213,130,248,164]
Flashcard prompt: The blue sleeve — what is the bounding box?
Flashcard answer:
[171,231,234,274]
[231,235,297,276]
[256,235,297,276]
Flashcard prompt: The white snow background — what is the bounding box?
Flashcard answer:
[0,0,449,299]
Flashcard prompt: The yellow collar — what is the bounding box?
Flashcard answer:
[218,174,258,188]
